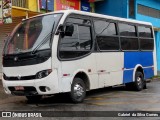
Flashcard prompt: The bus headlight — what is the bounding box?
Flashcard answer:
[36,69,52,79]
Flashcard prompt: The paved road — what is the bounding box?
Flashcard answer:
[0,79,160,120]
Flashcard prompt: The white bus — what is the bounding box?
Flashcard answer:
[2,10,157,103]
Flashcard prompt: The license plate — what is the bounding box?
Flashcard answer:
[15,86,24,91]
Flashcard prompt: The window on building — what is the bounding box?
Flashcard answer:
[129,0,135,18]
[59,18,92,59]
[138,4,160,19]
[94,20,119,50]
[12,0,28,8]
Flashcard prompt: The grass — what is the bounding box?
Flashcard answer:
[152,75,160,79]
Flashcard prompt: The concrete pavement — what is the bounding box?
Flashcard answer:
[0,78,160,119]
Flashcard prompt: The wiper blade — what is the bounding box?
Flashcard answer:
[32,32,53,54]
[32,21,55,54]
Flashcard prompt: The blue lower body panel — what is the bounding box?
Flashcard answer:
[144,68,154,79]
[123,52,154,84]
[123,70,134,84]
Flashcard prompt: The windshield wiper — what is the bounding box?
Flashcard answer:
[32,21,55,54]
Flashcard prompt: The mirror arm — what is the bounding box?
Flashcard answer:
[55,24,64,35]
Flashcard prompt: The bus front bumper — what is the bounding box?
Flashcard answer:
[2,70,60,96]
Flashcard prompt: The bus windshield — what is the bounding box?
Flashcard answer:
[4,14,62,55]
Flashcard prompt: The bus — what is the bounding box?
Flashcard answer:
[2,10,157,103]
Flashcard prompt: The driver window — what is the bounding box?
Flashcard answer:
[59,17,92,59]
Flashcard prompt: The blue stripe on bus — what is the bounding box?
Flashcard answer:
[123,52,153,83]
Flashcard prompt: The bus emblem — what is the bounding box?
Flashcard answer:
[17,75,21,80]
[14,57,18,62]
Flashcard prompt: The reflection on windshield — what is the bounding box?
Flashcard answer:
[4,14,62,55]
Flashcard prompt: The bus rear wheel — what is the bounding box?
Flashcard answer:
[134,71,144,91]
[70,78,86,103]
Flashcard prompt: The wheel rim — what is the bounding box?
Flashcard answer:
[137,76,142,86]
[73,83,84,98]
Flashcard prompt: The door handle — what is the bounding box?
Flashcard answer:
[98,70,106,73]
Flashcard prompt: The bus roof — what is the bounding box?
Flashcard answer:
[29,10,152,26]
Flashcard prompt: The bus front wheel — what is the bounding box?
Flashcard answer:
[70,78,86,103]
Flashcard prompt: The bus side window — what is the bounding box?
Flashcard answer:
[119,23,139,51]
[94,20,119,51]
[138,26,153,50]
[59,18,92,59]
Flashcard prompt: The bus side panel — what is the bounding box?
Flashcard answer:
[123,70,134,83]
[123,52,154,83]
[60,54,98,91]
[143,68,154,79]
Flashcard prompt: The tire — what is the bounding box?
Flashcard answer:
[26,95,42,102]
[134,71,144,91]
[70,78,86,103]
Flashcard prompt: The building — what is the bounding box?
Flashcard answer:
[95,0,160,74]
[39,0,96,13]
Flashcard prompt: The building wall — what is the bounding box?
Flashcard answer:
[136,0,160,11]
[155,32,160,72]
[95,0,128,18]
[39,0,93,12]
[28,0,39,12]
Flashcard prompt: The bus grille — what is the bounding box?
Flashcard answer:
[3,74,36,80]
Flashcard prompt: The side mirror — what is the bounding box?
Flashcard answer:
[65,24,74,36]
[55,24,74,38]
[55,24,64,36]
